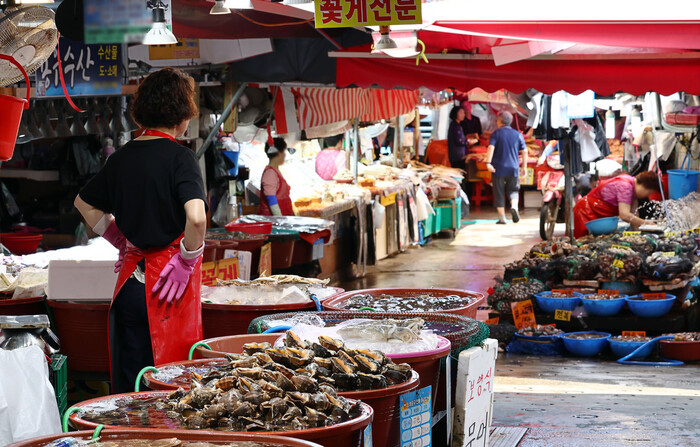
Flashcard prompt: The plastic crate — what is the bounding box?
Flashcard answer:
[435,198,462,232]
[49,354,68,417]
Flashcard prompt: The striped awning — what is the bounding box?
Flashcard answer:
[292,87,419,131]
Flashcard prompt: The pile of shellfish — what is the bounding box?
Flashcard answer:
[164,332,413,431]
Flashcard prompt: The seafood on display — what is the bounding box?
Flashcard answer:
[664,332,700,342]
[80,332,413,432]
[340,293,477,312]
[335,318,424,343]
[564,333,608,340]
[610,335,651,343]
[46,439,286,447]
[517,325,563,337]
[582,293,622,301]
[219,275,330,287]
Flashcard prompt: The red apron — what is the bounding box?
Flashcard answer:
[110,236,203,373]
[573,175,635,238]
[259,166,294,216]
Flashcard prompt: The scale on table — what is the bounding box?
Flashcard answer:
[0,314,60,354]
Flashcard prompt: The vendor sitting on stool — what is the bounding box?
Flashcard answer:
[573,171,660,238]
[259,137,294,216]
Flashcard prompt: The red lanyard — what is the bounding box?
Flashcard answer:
[142,129,178,143]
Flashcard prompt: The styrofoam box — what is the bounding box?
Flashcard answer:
[524,190,544,208]
[47,260,118,302]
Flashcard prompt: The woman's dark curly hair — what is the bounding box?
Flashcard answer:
[131,67,197,129]
[265,137,287,160]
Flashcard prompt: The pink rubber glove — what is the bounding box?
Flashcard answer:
[99,219,126,273]
[152,241,203,303]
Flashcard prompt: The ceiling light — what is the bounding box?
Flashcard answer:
[143,0,177,46]
[223,0,253,9]
[374,25,397,51]
[210,0,231,14]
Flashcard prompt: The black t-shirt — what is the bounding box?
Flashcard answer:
[79,138,207,250]
[461,116,482,136]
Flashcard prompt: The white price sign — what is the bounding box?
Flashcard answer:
[452,339,498,447]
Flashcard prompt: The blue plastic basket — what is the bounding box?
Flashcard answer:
[562,331,611,356]
[625,294,675,318]
[581,295,628,317]
[534,291,583,314]
[609,338,654,359]
[585,216,619,235]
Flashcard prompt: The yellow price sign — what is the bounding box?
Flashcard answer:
[554,309,571,321]
[623,231,641,236]
[661,252,676,258]
[613,259,625,269]
[511,277,528,284]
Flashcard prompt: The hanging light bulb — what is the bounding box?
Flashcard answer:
[70,100,89,136]
[630,106,642,131]
[55,106,72,138]
[27,106,41,139]
[47,99,58,120]
[86,99,100,135]
[110,99,126,135]
[16,113,33,144]
[210,0,231,14]
[99,98,112,135]
[605,108,616,139]
[40,105,57,139]
[143,0,177,45]
[374,25,397,51]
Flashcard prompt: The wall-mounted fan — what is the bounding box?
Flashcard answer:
[0,5,58,86]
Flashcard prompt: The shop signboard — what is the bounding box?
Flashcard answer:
[36,37,122,97]
[399,386,431,447]
[84,0,172,44]
[314,0,422,29]
[453,339,497,447]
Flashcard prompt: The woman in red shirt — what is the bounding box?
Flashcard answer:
[259,138,294,216]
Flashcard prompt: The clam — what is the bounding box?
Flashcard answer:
[292,375,319,393]
[354,355,381,374]
[318,335,344,352]
[358,373,388,390]
[331,357,356,374]
[286,331,309,349]
[242,342,272,355]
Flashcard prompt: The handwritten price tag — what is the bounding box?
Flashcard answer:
[623,231,641,236]
[554,309,571,321]
[598,289,619,296]
[533,252,551,258]
[613,259,625,269]
[622,331,646,337]
[484,317,500,325]
[511,299,536,330]
[665,231,680,237]
[511,277,527,284]
[201,261,218,286]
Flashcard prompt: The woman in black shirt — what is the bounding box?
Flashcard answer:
[74,68,207,393]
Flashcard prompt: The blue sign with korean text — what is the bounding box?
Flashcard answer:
[36,37,122,97]
[399,386,431,447]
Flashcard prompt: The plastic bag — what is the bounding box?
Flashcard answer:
[212,190,237,227]
[0,346,61,444]
[373,201,386,228]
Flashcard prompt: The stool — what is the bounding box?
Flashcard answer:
[468,179,493,207]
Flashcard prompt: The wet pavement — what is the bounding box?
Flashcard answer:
[335,209,700,446]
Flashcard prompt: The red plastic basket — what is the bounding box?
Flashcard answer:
[1,233,42,255]
[224,221,273,235]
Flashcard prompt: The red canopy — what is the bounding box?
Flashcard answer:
[336,55,700,95]
[432,21,700,51]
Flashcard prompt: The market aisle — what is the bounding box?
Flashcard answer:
[337,208,546,293]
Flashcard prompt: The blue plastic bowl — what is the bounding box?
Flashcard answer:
[562,331,611,356]
[585,216,620,235]
[581,295,628,317]
[609,338,654,359]
[625,294,676,318]
[534,292,583,314]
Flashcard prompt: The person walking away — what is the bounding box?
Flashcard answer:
[74,68,207,393]
[259,137,294,216]
[486,111,528,224]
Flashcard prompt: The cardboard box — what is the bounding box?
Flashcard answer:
[47,260,118,302]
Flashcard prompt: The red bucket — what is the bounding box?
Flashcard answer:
[196,333,284,358]
[0,54,30,161]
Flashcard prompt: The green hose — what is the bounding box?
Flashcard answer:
[62,407,81,433]
[188,341,212,360]
[357,307,376,311]
[92,424,105,440]
[134,366,159,392]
